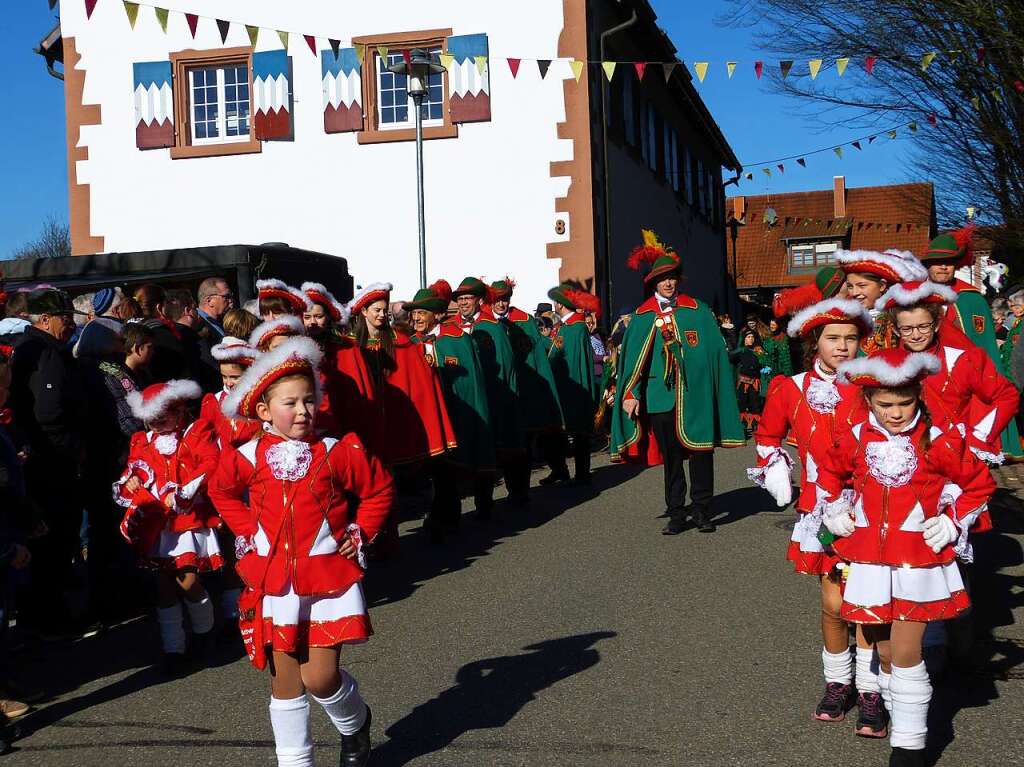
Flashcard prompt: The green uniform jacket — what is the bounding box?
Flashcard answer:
[412,327,495,471]
[610,294,745,460]
[498,307,564,431]
[943,279,1023,458]
[458,309,522,450]
[548,312,598,433]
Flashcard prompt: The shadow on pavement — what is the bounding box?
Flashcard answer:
[373,631,617,765]
[926,488,1024,765]
[708,485,778,528]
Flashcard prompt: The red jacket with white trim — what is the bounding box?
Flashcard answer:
[816,414,995,567]
[199,391,261,449]
[209,432,394,597]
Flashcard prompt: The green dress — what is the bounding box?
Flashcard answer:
[462,310,522,451]
[497,307,563,431]
[412,328,495,471]
[547,313,599,434]
[611,294,745,460]
[763,333,793,379]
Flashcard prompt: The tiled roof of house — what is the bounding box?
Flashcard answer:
[727,182,935,289]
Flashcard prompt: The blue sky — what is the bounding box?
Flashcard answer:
[0,1,921,258]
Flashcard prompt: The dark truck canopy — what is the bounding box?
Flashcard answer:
[1,243,354,303]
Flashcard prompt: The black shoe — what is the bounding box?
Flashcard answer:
[855,691,889,738]
[888,747,925,767]
[539,470,570,486]
[693,511,717,533]
[814,682,856,722]
[661,517,687,535]
[159,652,189,678]
[340,705,372,766]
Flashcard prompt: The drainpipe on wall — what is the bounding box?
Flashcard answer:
[599,2,638,324]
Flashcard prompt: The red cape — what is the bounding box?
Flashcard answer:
[321,335,379,446]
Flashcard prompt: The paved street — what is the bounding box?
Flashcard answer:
[6,446,1024,766]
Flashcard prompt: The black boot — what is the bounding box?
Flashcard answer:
[692,508,716,533]
[539,469,570,486]
[661,514,687,535]
[888,747,925,767]
[340,705,372,766]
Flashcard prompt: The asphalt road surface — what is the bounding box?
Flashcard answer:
[6,446,1024,766]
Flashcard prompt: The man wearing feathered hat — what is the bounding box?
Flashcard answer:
[610,231,745,535]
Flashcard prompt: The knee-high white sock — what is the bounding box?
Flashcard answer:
[269,695,313,767]
[185,595,215,635]
[221,588,241,620]
[889,662,931,750]
[311,670,368,736]
[822,647,853,684]
[856,646,881,694]
[879,669,892,712]
[157,603,186,654]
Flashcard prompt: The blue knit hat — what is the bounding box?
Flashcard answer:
[93,287,116,316]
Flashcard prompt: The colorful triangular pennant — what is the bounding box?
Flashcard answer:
[754,60,763,79]
[377,45,389,64]
[868,135,877,143]
[186,12,199,38]
[329,39,341,59]
[762,167,772,178]
[570,59,585,82]
[777,164,785,174]
[852,140,862,150]
[970,96,981,110]
[833,146,843,159]
[355,44,367,67]
[123,2,139,28]
[779,60,793,78]
[887,129,898,139]
[693,62,709,83]
[85,0,98,19]
[277,30,289,50]
[927,112,937,127]
[154,6,168,33]
[438,52,454,70]
[836,57,849,77]
[726,61,736,79]
[304,35,317,55]
[744,172,753,181]
[217,19,231,44]
[662,62,676,82]
[602,62,617,82]
[634,62,647,80]
[976,48,986,63]
[507,58,521,78]
[920,52,937,71]
[908,121,918,132]
[948,50,961,63]
[865,56,876,75]
[796,158,806,167]
[475,56,487,76]
[808,59,822,79]
[537,60,552,79]
[246,25,259,47]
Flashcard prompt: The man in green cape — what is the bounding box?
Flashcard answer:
[489,278,564,493]
[451,276,524,510]
[924,225,1024,459]
[610,230,745,534]
[404,280,496,538]
[545,283,600,485]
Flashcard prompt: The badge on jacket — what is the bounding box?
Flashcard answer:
[973,315,985,334]
[685,330,699,347]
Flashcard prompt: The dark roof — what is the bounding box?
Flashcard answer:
[727,182,935,289]
[34,21,63,80]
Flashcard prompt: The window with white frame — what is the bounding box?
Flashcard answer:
[188,63,250,144]
[376,49,444,130]
[789,241,841,270]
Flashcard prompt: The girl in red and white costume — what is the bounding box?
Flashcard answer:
[114,380,222,673]
[250,315,306,354]
[818,348,996,767]
[199,336,261,449]
[836,249,928,354]
[210,337,393,767]
[749,297,889,734]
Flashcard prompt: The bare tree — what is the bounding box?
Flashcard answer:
[10,215,72,260]
[720,0,1024,250]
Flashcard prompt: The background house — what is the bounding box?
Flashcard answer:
[50,0,738,313]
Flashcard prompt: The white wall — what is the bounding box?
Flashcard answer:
[63,0,577,309]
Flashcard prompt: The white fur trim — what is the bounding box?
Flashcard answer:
[877,280,958,310]
[256,279,313,312]
[300,282,351,324]
[347,282,393,314]
[836,352,941,386]
[222,336,324,419]
[836,248,928,283]
[212,336,256,363]
[127,379,202,422]
[787,298,874,338]
[248,315,305,349]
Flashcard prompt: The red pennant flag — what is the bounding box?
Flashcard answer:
[777,164,785,174]
[186,12,199,38]
[634,62,647,80]
[796,158,806,167]
[402,49,412,66]
[216,19,230,44]
[507,58,521,78]
[85,0,98,19]
[852,141,862,150]
[865,56,876,75]
[927,112,937,127]
[754,60,763,79]
[1015,80,1024,94]
[537,59,552,79]
[304,35,316,55]
[976,47,986,63]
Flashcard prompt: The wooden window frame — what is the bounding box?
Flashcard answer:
[354,28,458,145]
[170,46,261,159]
[788,240,842,272]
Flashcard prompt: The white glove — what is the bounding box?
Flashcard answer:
[922,515,958,553]
[763,459,793,508]
[824,511,856,538]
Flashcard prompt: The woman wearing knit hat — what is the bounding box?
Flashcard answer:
[816,348,996,767]
[113,379,222,676]
[210,337,393,767]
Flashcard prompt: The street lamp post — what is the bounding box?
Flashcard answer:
[388,49,445,290]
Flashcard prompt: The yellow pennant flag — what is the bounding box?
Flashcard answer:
[277,30,289,50]
[835,57,849,76]
[439,53,454,70]
[354,44,367,68]
[570,59,585,82]
[693,62,709,82]
[246,25,259,47]
[475,55,487,76]
[123,1,140,28]
[154,6,169,33]
[602,61,617,81]
[378,46,389,63]
[762,167,772,178]
[808,59,822,79]
[909,121,918,132]
[920,52,937,71]
[726,61,736,78]
[833,146,843,159]
[887,129,897,139]
[970,96,980,110]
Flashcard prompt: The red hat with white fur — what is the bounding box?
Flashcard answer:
[835,248,927,285]
[875,280,957,311]
[786,298,873,338]
[836,347,941,388]
[347,282,393,316]
[212,336,257,366]
[257,279,313,314]
[222,336,323,419]
[127,379,202,422]
[301,282,350,324]
[249,315,305,351]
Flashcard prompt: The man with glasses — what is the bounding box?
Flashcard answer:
[195,277,235,391]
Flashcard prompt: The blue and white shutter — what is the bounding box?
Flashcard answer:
[253,50,292,140]
[446,34,490,123]
[321,48,364,133]
[133,61,174,149]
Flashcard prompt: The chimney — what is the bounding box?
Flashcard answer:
[833,176,847,218]
[732,195,746,222]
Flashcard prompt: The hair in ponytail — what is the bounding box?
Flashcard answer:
[917,396,933,453]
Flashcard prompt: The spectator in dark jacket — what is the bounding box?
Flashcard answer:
[9,289,86,636]
[134,283,202,385]
[166,289,219,392]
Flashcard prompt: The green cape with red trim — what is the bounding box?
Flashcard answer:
[548,312,598,433]
[498,307,563,431]
[610,294,745,463]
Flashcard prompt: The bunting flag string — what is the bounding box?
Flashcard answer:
[507,58,521,79]
[185,12,198,38]
[246,24,259,47]
[537,59,552,79]
[570,59,585,82]
[216,19,230,45]
[123,1,139,29]
[154,6,168,33]
[726,61,736,79]
[634,62,647,80]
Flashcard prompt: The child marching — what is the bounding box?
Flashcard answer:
[817,348,996,766]
[209,337,393,767]
[114,380,222,675]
